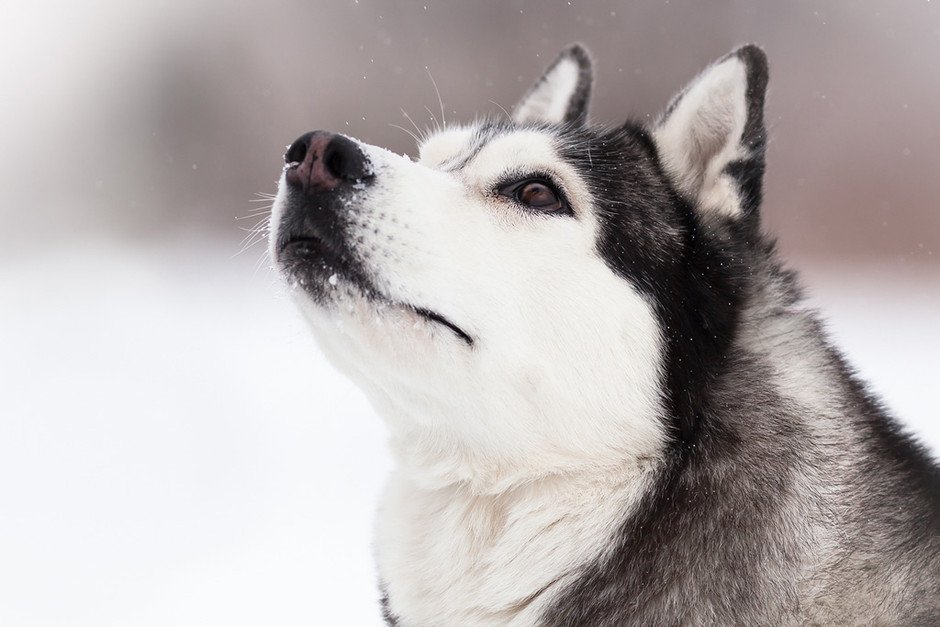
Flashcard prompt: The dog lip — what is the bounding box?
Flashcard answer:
[275,235,326,268]
[276,230,349,269]
[278,235,319,254]
[277,231,332,256]
[275,231,370,292]
[411,306,475,347]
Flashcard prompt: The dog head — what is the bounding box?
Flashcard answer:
[270,45,768,490]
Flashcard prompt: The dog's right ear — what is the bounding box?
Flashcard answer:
[513,44,593,126]
[653,45,768,222]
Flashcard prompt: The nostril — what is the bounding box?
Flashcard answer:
[323,135,372,181]
[324,145,346,180]
[285,134,311,165]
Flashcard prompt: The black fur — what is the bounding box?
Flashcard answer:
[275,185,376,303]
[377,106,937,627]
[441,44,939,625]
[543,250,940,625]
[287,43,940,626]
[276,157,476,345]
[537,47,940,625]
[555,44,593,126]
[557,123,743,443]
[722,45,768,232]
[380,590,399,626]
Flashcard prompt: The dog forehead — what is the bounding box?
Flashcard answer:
[461,129,559,179]
[419,124,565,172]
[418,125,483,168]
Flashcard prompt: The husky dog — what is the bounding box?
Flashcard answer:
[269,45,939,625]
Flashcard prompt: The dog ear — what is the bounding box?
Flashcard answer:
[513,44,593,126]
[653,45,768,221]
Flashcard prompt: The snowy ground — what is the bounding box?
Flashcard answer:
[0,238,936,626]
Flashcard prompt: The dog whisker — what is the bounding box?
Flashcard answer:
[426,66,446,129]
[390,123,421,147]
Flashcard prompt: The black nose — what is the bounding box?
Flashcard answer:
[284,131,373,194]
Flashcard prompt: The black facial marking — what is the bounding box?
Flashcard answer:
[555,123,742,444]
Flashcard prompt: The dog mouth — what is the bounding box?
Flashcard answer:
[277,235,354,280]
[277,235,475,347]
[411,307,474,346]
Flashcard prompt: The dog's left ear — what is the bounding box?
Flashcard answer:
[653,45,768,221]
[513,44,593,126]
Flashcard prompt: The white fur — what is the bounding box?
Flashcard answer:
[513,56,581,125]
[416,126,477,169]
[273,129,667,491]
[271,126,668,622]
[376,464,657,625]
[653,56,750,218]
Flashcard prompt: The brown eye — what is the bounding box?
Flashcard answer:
[519,182,557,207]
[498,179,569,214]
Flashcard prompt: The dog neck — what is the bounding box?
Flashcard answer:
[384,416,664,494]
[375,454,660,625]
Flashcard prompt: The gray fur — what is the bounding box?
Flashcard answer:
[544,246,940,625]
[271,42,940,626]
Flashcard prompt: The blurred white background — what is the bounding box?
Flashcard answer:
[1,1,937,625]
